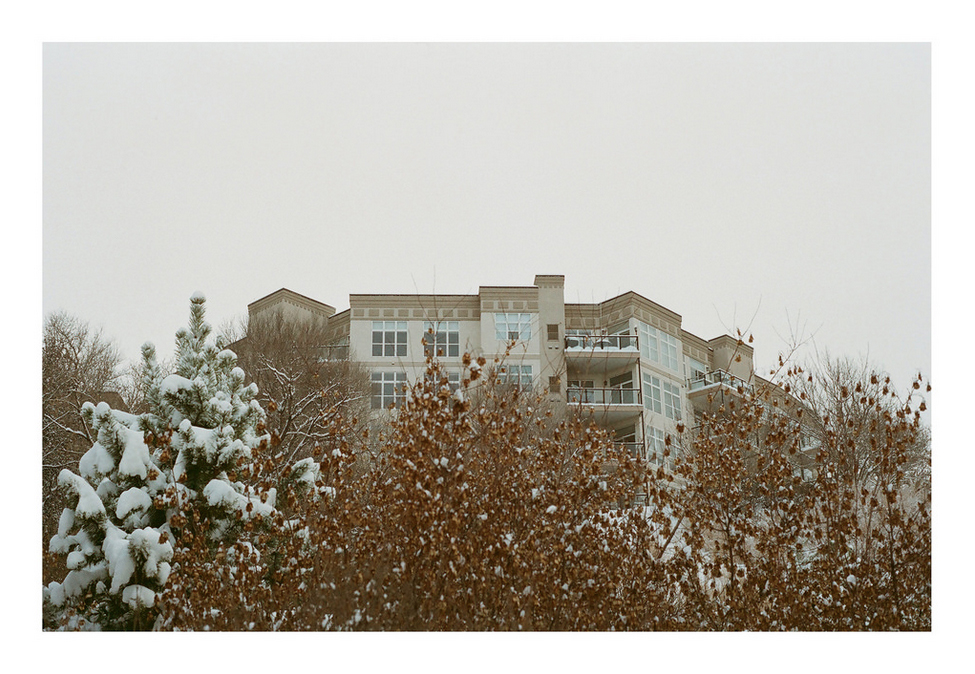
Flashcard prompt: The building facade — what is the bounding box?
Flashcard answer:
[247,275,781,469]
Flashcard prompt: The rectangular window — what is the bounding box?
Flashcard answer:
[495,313,532,342]
[372,321,408,358]
[662,380,682,421]
[643,374,681,420]
[638,322,659,363]
[547,324,560,341]
[609,372,634,388]
[643,373,661,414]
[423,321,459,358]
[497,364,532,388]
[660,332,680,371]
[637,321,680,371]
[548,376,561,394]
[371,371,407,409]
[687,356,707,383]
[646,426,668,467]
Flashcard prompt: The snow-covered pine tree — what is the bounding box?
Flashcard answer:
[44,292,273,630]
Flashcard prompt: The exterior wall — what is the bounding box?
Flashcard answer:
[535,275,566,397]
[348,294,483,385]
[708,334,754,381]
[478,286,542,387]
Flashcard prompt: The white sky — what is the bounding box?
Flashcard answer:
[44,42,929,389]
[9,0,972,665]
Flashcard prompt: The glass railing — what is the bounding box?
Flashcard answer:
[564,334,639,351]
[318,344,350,361]
[687,369,752,394]
[614,441,645,459]
[566,387,642,405]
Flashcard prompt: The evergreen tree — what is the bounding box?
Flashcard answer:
[44,293,272,630]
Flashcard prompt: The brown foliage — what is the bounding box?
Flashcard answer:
[151,354,930,631]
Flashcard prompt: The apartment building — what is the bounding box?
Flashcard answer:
[246,275,782,468]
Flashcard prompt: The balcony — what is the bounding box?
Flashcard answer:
[614,441,646,460]
[687,369,752,394]
[564,333,640,375]
[565,334,638,351]
[566,386,642,424]
[686,369,754,415]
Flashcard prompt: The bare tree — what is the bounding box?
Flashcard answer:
[227,310,370,472]
[42,312,125,581]
[795,353,931,497]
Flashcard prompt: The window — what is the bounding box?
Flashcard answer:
[495,313,532,342]
[646,426,669,468]
[642,374,682,421]
[643,374,661,414]
[687,356,707,383]
[423,321,459,358]
[548,376,561,394]
[425,370,461,392]
[371,371,407,409]
[547,324,560,341]
[638,323,658,363]
[497,364,532,388]
[660,332,680,371]
[662,380,682,420]
[372,321,407,357]
[609,372,634,389]
[637,321,680,371]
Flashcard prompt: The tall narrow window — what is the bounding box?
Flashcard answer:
[372,321,407,357]
[495,313,532,341]
[659,331,680,371]
[423,321,459,358]
[643,374,662,414]
[662,380,682,421]
[646,426,668,467]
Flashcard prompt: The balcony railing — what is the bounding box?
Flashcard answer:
[564,334,639,351]
[687,369,752,394]
[317,344,350,361]
[613,441,645,459]
[567,386,642,406]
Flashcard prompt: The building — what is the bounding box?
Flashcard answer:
[246,275,816,472]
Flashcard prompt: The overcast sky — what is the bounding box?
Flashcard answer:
[16,0,971,659]
[43,42,930,389]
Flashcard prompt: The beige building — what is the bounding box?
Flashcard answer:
[247,275,797,469]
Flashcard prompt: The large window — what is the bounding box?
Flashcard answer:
[371,371,407,409]
[637,322,680,371]
[497,363,532,388]
[643,374,682,421]
[372,321,407,357]
[495,313,532,342]
[423,321,459,358]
